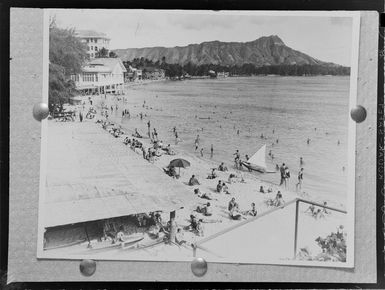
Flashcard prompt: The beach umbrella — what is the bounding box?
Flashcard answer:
[169,158,191,175]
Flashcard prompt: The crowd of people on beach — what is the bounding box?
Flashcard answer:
[69,92,339,250]
[305,201,330,219]
[92,97,299,241]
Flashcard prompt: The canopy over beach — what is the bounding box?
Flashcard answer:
[44,121,195,228]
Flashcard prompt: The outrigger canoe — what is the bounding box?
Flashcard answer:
[122,236,165,251]
[84,234,145,253]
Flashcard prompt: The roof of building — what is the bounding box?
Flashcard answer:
[84,58,127,73]
[82,65,112,73]
[44,121,194,228]
[75,29,110,39]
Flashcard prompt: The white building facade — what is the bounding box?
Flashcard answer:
[75,30,110,59]
[71,58,127,95]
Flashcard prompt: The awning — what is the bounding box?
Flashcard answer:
[75,84,97,90]
[44,121,194,228]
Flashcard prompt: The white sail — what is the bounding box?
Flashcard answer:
[247,145,267,170]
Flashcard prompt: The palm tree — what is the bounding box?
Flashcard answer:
[95,47,109,58]
[109,51,118,58]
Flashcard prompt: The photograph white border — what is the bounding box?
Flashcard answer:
[36,9,360,268]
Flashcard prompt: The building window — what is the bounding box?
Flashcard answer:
[95,46,98,51]
[83,73,96,82]
[70,74,79,82]
[91,46,93,50]
[91,53,94,58]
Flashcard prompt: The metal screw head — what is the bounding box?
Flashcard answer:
[191,257,207,277]
[32,102,49,121]
[350,105,367,123]
[79,259,96,276]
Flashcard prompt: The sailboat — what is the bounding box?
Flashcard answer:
[241,144,276,173]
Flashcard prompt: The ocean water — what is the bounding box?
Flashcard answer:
[122,76,350,206]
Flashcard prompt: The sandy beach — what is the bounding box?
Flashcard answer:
[43,88,348,264]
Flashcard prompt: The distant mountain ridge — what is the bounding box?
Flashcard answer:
[114,35,340,67]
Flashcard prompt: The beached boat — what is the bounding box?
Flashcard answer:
[241,144,276,173]
[122,236,165,251]
[84,234,145,253]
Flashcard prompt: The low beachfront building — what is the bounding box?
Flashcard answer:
[142,67,165,80]
[125,65,143,82]
[70,58,127,95]
[75,30,110,59]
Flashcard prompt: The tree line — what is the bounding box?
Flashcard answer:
[48,18,88,113]
[48,23,350,114]
[49,20,118,113]
[123,57,350,78]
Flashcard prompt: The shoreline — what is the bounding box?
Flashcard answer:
[45,88,348,262]
[97,86,347,211]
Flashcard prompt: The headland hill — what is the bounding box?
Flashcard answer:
[113,35,350,78]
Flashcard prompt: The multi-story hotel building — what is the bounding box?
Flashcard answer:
[75,30,110,59]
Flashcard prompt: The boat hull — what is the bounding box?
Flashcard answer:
[241,161,266,173]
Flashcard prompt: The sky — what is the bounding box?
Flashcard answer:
[51,9,355,66]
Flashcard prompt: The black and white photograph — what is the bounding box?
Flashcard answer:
[37,9,359,267]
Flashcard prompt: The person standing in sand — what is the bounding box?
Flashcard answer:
[284,166,290,189]
[194,135,200,151]
[147,120,151,137]
[200,148,204,157]
[175,131,179,145]
[279,163,286,186]
[210,144,214,158]
[296,168,304,191]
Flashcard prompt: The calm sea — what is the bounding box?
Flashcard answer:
[122,76,350,206]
